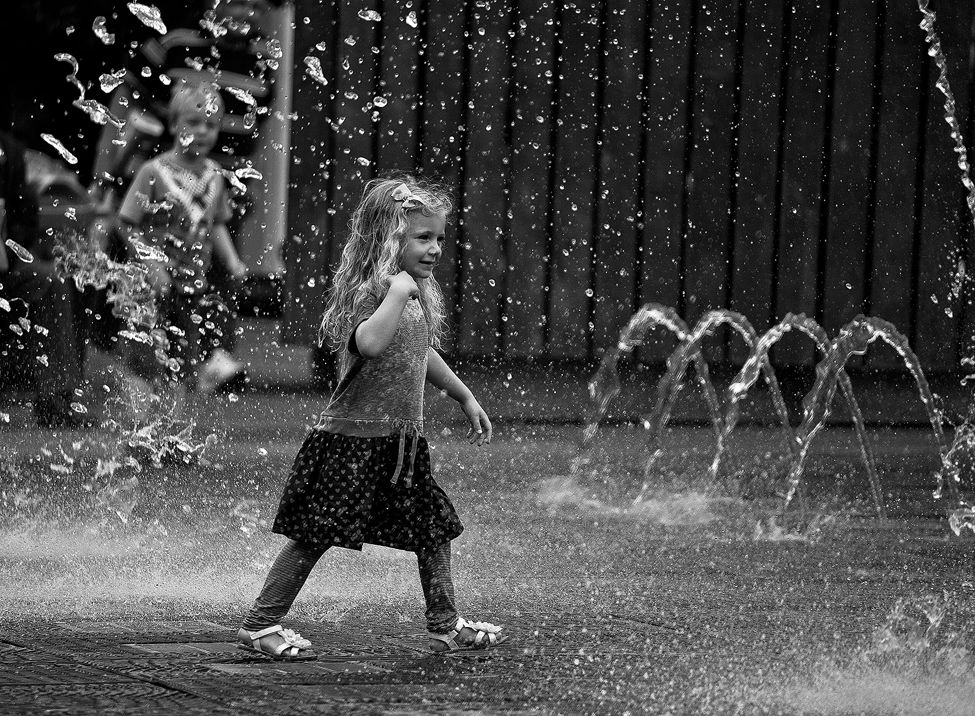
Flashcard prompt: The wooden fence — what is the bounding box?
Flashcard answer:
[283,0,975,372]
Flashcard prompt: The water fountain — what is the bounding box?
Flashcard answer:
[584,308,958,523]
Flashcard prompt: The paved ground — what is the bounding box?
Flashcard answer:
[1,373,974,713]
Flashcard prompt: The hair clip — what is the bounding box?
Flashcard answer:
[391,183,420,205]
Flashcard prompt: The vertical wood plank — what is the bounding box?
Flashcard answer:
[504,0,555,358]
[591,0,647,353]
[548,2,601,359]
[868,0,925,368]
[772,0,832,366]
[328,0,383,268]
[420,0,467,353]
[638,0,693,362]
[729,0,784,361]
[915,1,972,371]
[682,0,740,361]
[821,0,880,341]
[283,0,339,344]
[458,0,512,356]
[376,0,420,175]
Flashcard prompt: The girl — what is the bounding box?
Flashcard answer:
[237,176,507,659]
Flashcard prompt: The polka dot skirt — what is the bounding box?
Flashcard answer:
[271,430,464,551]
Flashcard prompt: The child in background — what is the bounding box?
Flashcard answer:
[118,81,248,390]
[237,176,507,659]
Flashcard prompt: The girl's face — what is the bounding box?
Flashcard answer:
[399,211,446,280]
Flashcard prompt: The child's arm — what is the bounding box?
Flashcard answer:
[426,347,492,445]
[354,271,417,358]
[210,223,247,278]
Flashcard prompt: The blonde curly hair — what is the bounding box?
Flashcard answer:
[318,175,453,351]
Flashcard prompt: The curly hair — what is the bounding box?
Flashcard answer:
[318,175,453,351]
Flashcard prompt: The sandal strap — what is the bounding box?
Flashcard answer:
[428,628,461,650]
[247,624,284,641]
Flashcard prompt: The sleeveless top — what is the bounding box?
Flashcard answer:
[316,292,430,482]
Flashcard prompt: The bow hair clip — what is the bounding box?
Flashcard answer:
[391,183,422,207]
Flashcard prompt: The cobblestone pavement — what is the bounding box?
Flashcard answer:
[1,406,973,713]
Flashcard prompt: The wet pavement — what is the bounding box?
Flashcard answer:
[1,386,974,714]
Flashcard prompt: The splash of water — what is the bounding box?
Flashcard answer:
[303,56,328,86]
[589,308,951,521]
[92,16,116,45]
[55,53,124,128]
[782,316,950,510]
[40,133,78,165]
[127,3,167,34]
[727,313,884,519]
[917,2,975,235]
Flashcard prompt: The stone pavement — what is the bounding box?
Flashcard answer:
[0,616,538,714]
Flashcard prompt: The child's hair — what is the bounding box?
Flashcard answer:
[167,80,224,126]
[319,175,453,350]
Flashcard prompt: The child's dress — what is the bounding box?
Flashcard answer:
[272,292,463,551]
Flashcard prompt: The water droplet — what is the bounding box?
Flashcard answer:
[40,134,78,164]
[99,70,126,93]
[373,96,388,107]
[235,166,263,181]
[226,86,256,107]
[126,2,167,34]
[5,239,34,264]
[92,16,115,45]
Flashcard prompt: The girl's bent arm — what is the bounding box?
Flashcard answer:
[427,347,492,444]
[354,272,416,357]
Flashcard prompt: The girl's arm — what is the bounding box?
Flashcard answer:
[355,271,416,358]
[211,223,247,277]
[427,347,492,445]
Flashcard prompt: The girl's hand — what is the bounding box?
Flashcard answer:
[390,270,419,300]
[461,398,492,446]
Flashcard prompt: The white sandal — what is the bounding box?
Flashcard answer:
[237,625,316,661]
[428,617,508,652]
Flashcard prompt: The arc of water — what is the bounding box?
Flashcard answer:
[633,309,801,503]
[726,313,885,520]
[781,316,953,511]
[584,303,691,446]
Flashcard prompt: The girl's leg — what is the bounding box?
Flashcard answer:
[242,539,327,630]
[416,541,459,633]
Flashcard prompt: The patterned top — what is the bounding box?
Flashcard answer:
[119,153,232,295]
[317,291,430,439]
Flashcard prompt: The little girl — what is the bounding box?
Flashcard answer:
[237,176,507,659]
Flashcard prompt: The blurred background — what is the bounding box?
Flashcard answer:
[0,0,972,392]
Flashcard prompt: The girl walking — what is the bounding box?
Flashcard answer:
[238,176,506,659]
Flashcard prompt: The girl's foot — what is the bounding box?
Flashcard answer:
[428,617,507,652]
[237,625,316,661]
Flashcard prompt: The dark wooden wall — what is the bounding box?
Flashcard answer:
[284,0,975,372]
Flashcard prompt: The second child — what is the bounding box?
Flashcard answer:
[117,80,248,390]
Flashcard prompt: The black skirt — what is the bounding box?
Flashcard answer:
[271,430,464,551]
